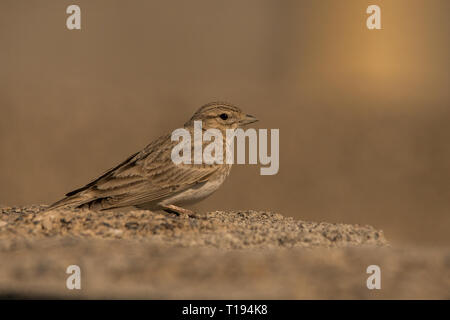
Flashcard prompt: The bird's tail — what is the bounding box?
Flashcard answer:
[47,194,89,211]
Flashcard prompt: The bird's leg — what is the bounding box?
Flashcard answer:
[162,204,197,218]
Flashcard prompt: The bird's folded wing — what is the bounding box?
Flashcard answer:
[91,161,217,207]
[58,135,219,208]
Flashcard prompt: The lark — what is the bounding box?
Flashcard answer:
[49,102,258,216]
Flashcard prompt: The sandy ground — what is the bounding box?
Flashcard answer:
[0,205,448,299]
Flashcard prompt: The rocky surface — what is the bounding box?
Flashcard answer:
[0,205,448,299]
[0,205,387,249]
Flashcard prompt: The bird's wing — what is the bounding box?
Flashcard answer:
[49,134,221,209]
[94,164,218,208]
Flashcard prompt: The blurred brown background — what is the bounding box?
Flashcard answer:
[0,0,449,246]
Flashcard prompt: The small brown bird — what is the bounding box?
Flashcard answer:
[49,102,258,216]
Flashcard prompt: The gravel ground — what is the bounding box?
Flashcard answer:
[0,205,448,299]
[0,205,387,249]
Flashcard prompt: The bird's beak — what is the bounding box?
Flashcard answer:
[240,114,258,126]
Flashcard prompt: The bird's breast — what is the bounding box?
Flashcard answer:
[160,165,231,206]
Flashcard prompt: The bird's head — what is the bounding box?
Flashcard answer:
[185,102,258,131]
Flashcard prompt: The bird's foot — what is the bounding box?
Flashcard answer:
[162,204,197,218]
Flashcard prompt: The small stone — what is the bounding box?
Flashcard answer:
[125,222,139,230]
[41,217,53,230]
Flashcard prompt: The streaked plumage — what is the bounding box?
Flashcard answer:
[48,102,258,215]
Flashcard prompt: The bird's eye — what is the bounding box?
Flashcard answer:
[219,113,229,120]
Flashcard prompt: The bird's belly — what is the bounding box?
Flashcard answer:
[159,174,227,207]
